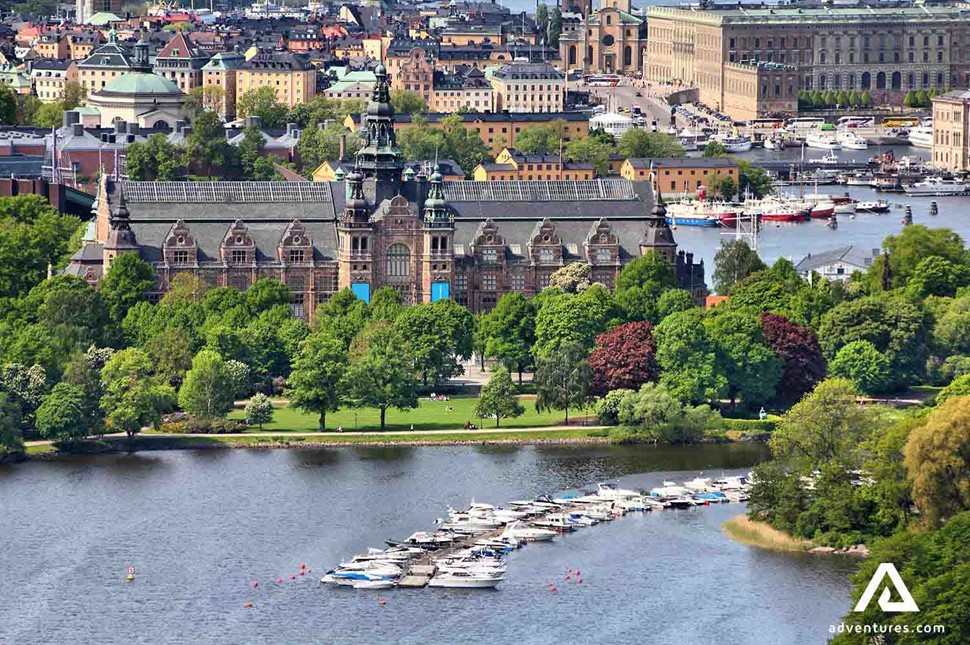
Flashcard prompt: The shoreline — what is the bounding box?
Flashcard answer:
[722,515,869,557]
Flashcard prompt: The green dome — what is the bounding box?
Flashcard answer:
[102,72,181,95]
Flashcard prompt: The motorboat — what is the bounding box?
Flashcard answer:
[695,491,730,504]
[322,569,400,586]
[856,199,890,213]
[595,482,642,499]
[805,132,840,150]
[533,514,579,533]
[427,570,505,589]
[837,131,869,150]
[683,477,714,492]
[843,171,874,186]
[712,133,753,153]
[678,128,708,151]
[807,198,836,219]
[353,579,395,590]
[665,496,697,510]
[906,124,933,148]
[385,531,456,550]
[903,176,969,196]
[650,481,695,498]
[501,521,556,542]
[833,200,858,215]
[816,153,840,164]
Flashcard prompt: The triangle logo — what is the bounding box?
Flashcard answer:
[853,563,919,613]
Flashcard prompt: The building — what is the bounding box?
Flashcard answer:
[237,50,315,109]
[645,3,970,120]
[559,0,648,74]
[932,89,970,171]
[86,39,186,129]
[76,30,135,93]
[620,157,739,194]
[344,111,590,155]
[33,32,70,59]
[68,30,105,61]
[76,0,122,25]
[201,50,245,120]
[30,59,78,103]
[313,158,467,183]
[153,31,209,93]
[489,62,564,113]
[795,246,879,283]
[473,147,594,181]
[0,63,32,96]
[430,67,493,114]
[394,47,435,106]
[67,64,707,316]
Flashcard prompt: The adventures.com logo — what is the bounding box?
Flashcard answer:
[830,563,946,637]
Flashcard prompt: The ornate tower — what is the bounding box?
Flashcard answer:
[133,33,151,73]
[336,165,375,301]
[421,164,455,302]
[356,63,404,205]
[639,179,677,262]
[102,180,140,269]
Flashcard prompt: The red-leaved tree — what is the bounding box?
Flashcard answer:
[588,321,656,394]
[759,313,827,401]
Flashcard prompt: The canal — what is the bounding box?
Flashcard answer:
[0,444,855,644]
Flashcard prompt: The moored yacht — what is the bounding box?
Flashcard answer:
[903,176,970,195]
[428,570,505,589]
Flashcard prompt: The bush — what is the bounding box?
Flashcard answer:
[723,418,778,434]
[596,388,633,425]
[160,416,245,434]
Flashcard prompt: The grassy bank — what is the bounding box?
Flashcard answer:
[227,395,589,433]
[722,515,813,552]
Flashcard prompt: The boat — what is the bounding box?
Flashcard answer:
[743,197,810,222]
[837,131,869,150]
[856,199,890,213]
[906,124,933,148]
[650,481,695,498]
[903,176,969,196]
[427,570,505,589]
[595,482,642,499]
[808,199,836,219]
[500,521,556,542]
[816,153,840,164]
[683,477,714,492]
[352,579,395,590]
[805,132,841,150]
[695,491,730,503]
[833,200,858,215]
[322,570,400,586]
[844,171,874,186]
[763,135,785,150]
[712,133,753,153]
[677,128,708,151]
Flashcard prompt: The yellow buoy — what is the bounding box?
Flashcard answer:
[126,574,135,582]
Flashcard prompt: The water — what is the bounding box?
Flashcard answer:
[675,144,970,270]
[0,444,855,644]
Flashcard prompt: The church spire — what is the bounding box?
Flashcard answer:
[640,177,677,261]
[423,163,452,227]
[356,61,404,203]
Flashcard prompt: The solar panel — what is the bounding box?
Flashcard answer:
[444,179,636,202]
[122,181,333,204]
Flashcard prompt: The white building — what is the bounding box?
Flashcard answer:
[794,245,879,282]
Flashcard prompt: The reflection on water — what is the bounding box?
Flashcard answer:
[0,444,853,645]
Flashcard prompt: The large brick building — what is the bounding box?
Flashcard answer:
[66,64,706,318]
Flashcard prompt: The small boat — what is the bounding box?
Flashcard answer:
[712,133,753,153]
[903,176,970,196]
[427,570,505,589]
[805,132,840,151]
[833,200,858,215]
[500,521,556,542]
[695,491,730,503]
[817,153,840,164]
[353,579,395,590]
[763,136,784,150]
[856,199,890,213]
[683,477,714,492]
[595,482,642,499]
[906,124,933,148]
[844,171,873,186]
[837,131,869,150]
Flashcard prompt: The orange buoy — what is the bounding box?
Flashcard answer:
[378,598,387,606]
[243,602,253,608]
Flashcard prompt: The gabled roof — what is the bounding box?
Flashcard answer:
[156,31,207,61]
[795,245,878,273]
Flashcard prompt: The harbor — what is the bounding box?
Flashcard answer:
[321,477,753,591]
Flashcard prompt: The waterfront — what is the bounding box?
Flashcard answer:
[0,444,856,645]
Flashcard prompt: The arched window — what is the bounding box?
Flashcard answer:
[568,46,576,66]
[876,72,886,90]
[623,46,632,67]
[891,72,901,90]
[386,243,410,280]
[861,72,871,89]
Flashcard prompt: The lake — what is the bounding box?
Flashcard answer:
[0,444,856,644]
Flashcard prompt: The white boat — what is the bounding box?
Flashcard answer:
[595,482,642,499]
[650,481,695,498]
[428,571,505,589]
[907,124,933,148]
[816,153,840,165]
[683,477,714,492]
[856,199,890,213]
[837,131,869,150]
[833,201,858,215]
[844,171,873,186]
[712,133,753,153]
[500,521,556,542]
[677,128,707,151]
[352,579,395,590]
[805,132,841,150]
[903,176,969,196]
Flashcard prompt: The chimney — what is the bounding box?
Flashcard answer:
[63,110,79,127]
[339,133,347,161]
[183,126,193,137]
[286,122,298,138]
[114,120,126,134]
[175,119,186,133]
[73,123,84,137]
[245,115,263,129]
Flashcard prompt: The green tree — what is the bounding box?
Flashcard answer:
[915,89,929,108]
[475,369,524,427]
[297,122,362,176]
[770,378,872,469]
[61,347,111,436]
[533,285,617,356]
[565,136,614,176]
[286,332,347,430]
[904,397,970,526]
[706,310,781,408]
[123,134,187,181]
[867,225,968,290]
[313,288,368,348]
[534,342,593,424]
[367,287,405,321]
[245,393,274,429]
[705,171,737,200]
[829,340,892,395]
[737,160,773,198]
[903,90,917,107]
[390,89,427,115]
[347,322,418,430]
[616,383,724,443]
[178,350,234,419]
[617,129,684,158]
[36,383,86,444]
[143,327,194,387]
[548,262,592,293]
[513,120,566,155]
[98,254,155,322]
[237,124,266,179]
[185,85,226,115]
[712,239,767,295]
[100,348,174,440]
[654,309,727,404]
[286,95,365,128]
[907,255,970,298]
[548,7,562,45]
[536,2,549,37]
[236,86,289,127]
[482,292,536,383]
[860,90,872,107]
[0,87,16,124]
[703,141,728,158]
[395,299,475,386]
[186,111,238,179]
[848,90,860,107]
[0,392,24,458]
[0,363,47,432]
[614,251,677,322]
[0,195,83,298]
[937,374,970,406]
[441,113,489,178]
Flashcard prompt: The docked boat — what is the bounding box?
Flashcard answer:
[500,521,556,542]
[743,197,810,222]
[856,199,890,213]
[763,135,785,150]
[712,133,753,153]
[352,579,395,590]
[903,176,970,196]
[805,132,840,150]
[817,153,840,164]
[595,482,642,499]
[677,128,708,151]
[683,477,714,492]
[843,171,874,186]
[906,124,933,148]
[837,131,869,150]
[665,198,742,227]
[427,570,505,589]
[833,200,858,215]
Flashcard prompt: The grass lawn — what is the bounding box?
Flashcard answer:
[228,395,587,432]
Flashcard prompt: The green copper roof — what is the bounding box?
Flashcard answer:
[87,11,123,26]
[202,52,245,71]
[102,72,181,95]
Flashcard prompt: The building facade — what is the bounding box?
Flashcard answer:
[489,62,564,113]
[932,89,970,171]
[76,30,135,93]
[153,31,210,93]
[67,64,707,317]
[200,51,245,120]
[473,147,594,181]
[236,51,316,109]
[646,3,970,119]
[30,59,78,103]
[559,0,648,74]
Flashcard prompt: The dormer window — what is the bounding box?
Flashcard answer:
[173,249,189,265]
[482,248,497,263]
[231,249,247,264]
[538,248,555,264]
[288,249,305,264]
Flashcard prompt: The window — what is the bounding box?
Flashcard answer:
[230,249,247,264]
[173,249,189,265]
[510,273,525,291]
[596,248,611,262]
[482,274,497,291]
[456,273,468,291]
[386,243,409,278]
[482,248,498,263]
[537,248,555,264]
[288,249,305,264]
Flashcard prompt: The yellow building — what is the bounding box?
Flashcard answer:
[201,51,245,120]
[76,31,134,94]
[236,51,316,109]
[559,0,648,74]
[932,90,970,171]
[30,59,78,103]
[620,157,739,194]
[489,62,564,113]
[473,147,594,181]
[313,158,466,182]
[430,68,493,114]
